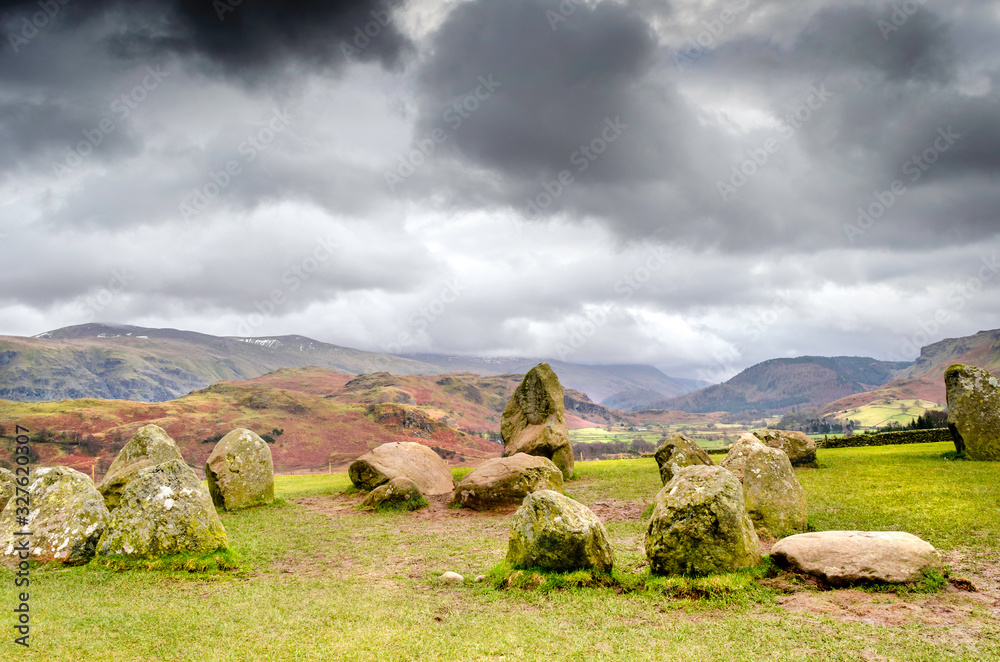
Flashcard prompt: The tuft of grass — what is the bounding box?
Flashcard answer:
[366,496,430,513]
[87,549,244,574]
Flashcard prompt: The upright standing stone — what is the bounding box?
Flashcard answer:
[720,433,768,482]
[945,364,1000,460]
[206,428,275,510]
[501,363,574,480]
[97,459,228,559]
[507,490,614,573]
[654,432,714,485]
[0,467,109,565]
[645,465,760,576]
[741,445,807,538]
[98,424,186,510]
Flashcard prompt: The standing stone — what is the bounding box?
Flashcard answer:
[451,454,564,511]
[501,363,574,480]
[0,467,109,565]
[97,459,228,559]
[205,428,275,510]
[507,490,614,573]
[654,432,714,485]
[361,476,427,511]
[771,531,944,586]
[753,429,818,467]
[0,467,14,511]
[98,424,186,510]
[742,444,807,538]
[720,433,768,482]
[945,364,1000,460]
[645,465,760,576]
[349,442,454,495]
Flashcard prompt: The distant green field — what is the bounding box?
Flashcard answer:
[570,425,738,450]
[830,398,940,428]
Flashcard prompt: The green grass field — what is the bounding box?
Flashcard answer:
[828,399,941,428]
[2,442,998,661]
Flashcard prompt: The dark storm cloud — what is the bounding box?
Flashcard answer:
[1,0,412,77]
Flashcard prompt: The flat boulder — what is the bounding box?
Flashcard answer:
[349,442,454,495]
[97,459,227,559]
[742,444,807,538]
[720,433,768,482]
[451,453,564,511]
[645,465,760,576]
[0,467,14,511]
[205,428,275,510]
[0,467,109,565]
[98,424,186,510]
[507,490,613,573]
[361,476,427,511]
[753,429,817,467]
[654,432,714,485]
[501,363,574,480]
[945,364,1000,460]
[771,531,943,586]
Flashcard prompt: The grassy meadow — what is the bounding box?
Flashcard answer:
[2,442,999,661]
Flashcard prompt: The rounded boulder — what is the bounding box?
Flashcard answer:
[1,466,109,565]
[507,490,614,573]
[451,453,564,511]
[349,442,454,495]
[654,432,714,485]
[753,429,817,467]
[742,444,807,538]
[97,459,227,559]
[361,476,427,511]
[206,428,275,510]
[645,465,760,576]
[98,424,186,510]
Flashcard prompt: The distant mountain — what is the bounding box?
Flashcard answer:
[822,329,1000,417]
[0,323,441,402]
[0,324,701,404]
[600,387,675,412]
[400,354,705,403]
[649,356,912,414]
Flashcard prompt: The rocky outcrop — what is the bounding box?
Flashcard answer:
[349,442,454,495]
[97,459,227,559]
[361,476,427,511]
[205,428,275,510]
[506,490,613,573]
[451,454,564,511]
[771,531,944,585]
[741,444,807,538]
[645,465,760,576]
[98,424,186,510]
[945,364,1000,460]
[654,432,714,485]
[501,363,574,480]
[753,429,817,466]
[0,467,109,565]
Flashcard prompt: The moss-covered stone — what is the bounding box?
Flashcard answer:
[99,424,186,510]
[645,465,760,576]
[97,459,227,559]
[945,363,1000,461]
[0,466,109,565]
[654,432,714,485]
[205,428,275,510]
[451,453,563,511]
[742,445,807,538]
[501,363,574,480]
[720,433,767,482]
[348,442,454,495]
[753,429,817,467]
[506,490,613,573]
[0,467,14,512]
[361,476,426,511]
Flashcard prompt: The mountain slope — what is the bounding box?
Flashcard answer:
[0,323,443,402]
[652,356,911,414]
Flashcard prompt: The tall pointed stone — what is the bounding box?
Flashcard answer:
[501,363,574,479]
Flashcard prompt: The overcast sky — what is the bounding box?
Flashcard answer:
[1,0,998,381]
